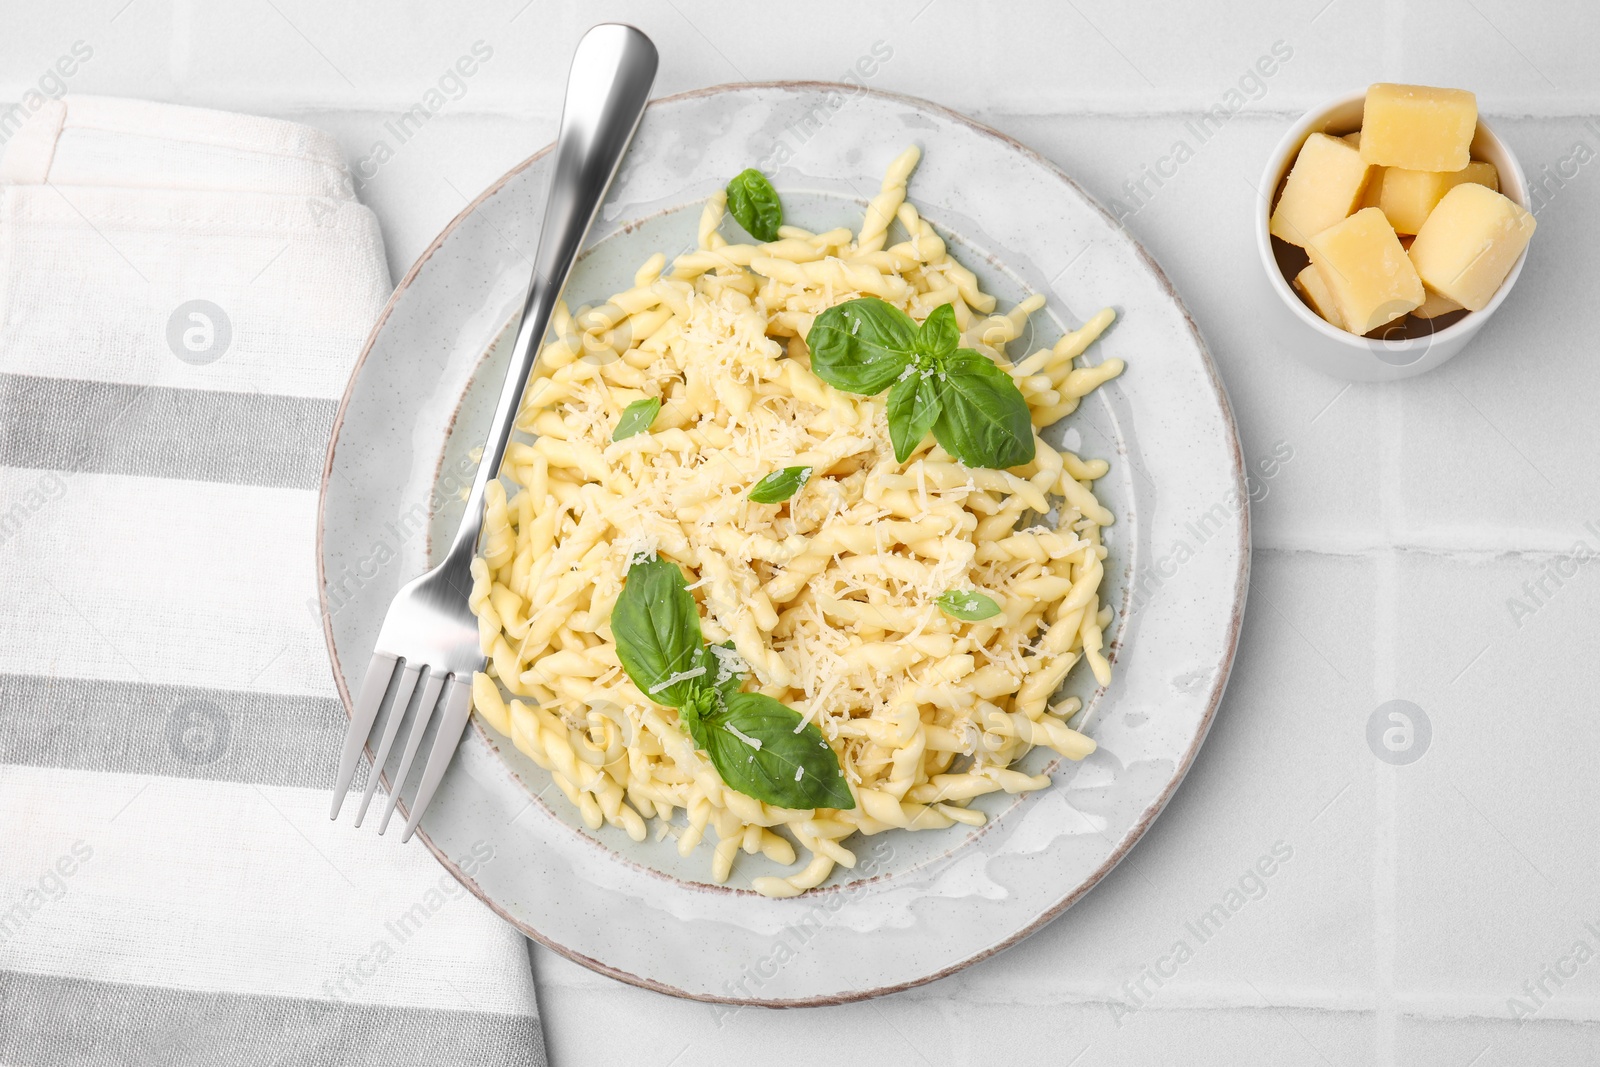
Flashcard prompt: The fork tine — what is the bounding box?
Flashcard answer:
[400,676,474,842]
[352,662,423,826]
[376,668,448,834]
[330,652,399,819]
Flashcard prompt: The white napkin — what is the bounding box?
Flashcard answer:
[0,95,547,1065]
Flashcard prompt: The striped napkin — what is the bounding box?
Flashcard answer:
[0,95,547,1065]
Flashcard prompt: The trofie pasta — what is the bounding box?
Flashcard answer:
[467,146,1125,897]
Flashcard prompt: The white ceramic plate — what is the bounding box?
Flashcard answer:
[319,83,1248,1005]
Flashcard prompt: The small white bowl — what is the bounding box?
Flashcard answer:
[1254,91,1532,381]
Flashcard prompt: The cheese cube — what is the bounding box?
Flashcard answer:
[1458,160,1499,193]
[1360,83,1478,171]
[1341,131,1362,148]
[1408,183,1535,311]
[1379,169,1451,234]
[1305,207,1424,333]
[1269,133,1375,247]
[1360,167,1386,211]
[1293,265,1345,329]
[1378,162,1502,234]
[1412,286,1464,318]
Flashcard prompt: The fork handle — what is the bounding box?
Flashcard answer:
[448,24,658,563]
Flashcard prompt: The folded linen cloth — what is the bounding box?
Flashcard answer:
[0,95,546,1066]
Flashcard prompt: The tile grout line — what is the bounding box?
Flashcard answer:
[169,0,194,88]
[539,975,1600,1020]
[1382,0,1405,83]
[1253,535,1593,559]
[32,98,1600,123]
[1375,552,1399,1065]
[1373,349,1406,1064]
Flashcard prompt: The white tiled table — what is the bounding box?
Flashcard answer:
[10,2,1597,1063]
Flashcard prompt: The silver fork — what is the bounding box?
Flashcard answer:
[329,23,659,841]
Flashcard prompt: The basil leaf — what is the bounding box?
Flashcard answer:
[610,556,708,708]
[725,168,783,243]
[678,686,718,750]
[702,692,856,810]
[748,465,811,504]
[931,350,1037,469]
[886,368,943,463]
[805,297,918,395]
[915,302,960,359]
[609,560,847,817]
[935,589,1003,621]
[612,397,661,442]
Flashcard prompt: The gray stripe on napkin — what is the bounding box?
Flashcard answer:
[0,970,546,1067]
[0,373,336,490]
[0,673,362,790]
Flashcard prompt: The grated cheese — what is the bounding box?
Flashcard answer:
[725,724,763,750]
[647,666,707,695]
[467,144,1124,897]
